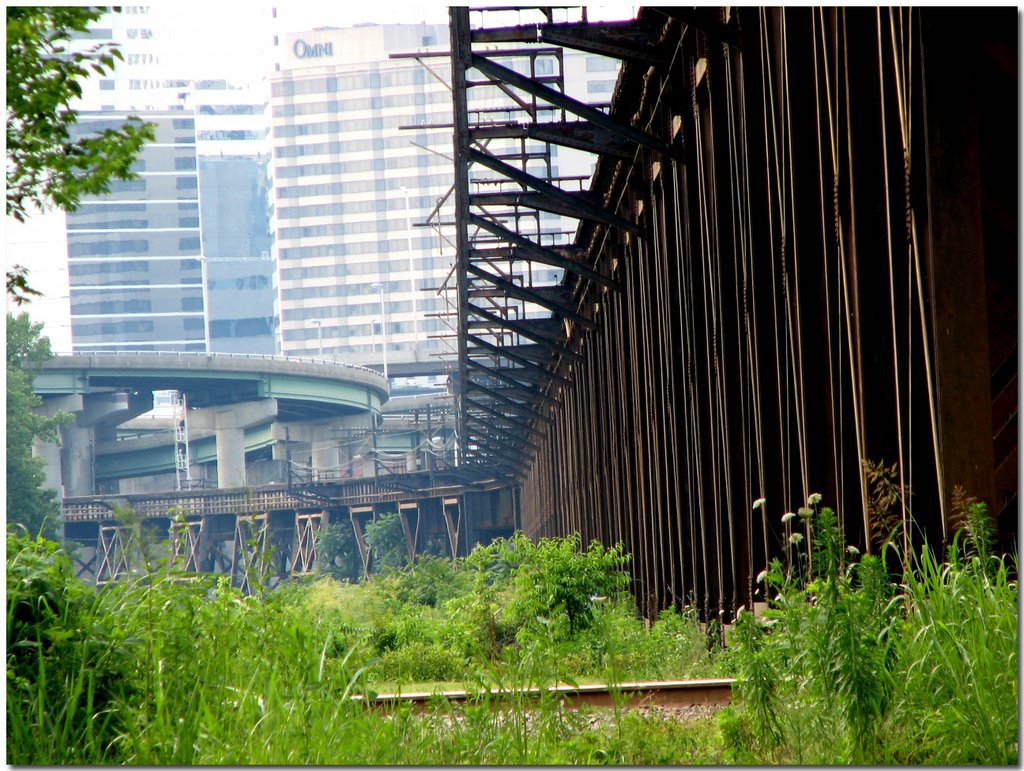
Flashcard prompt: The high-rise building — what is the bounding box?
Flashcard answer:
[268,21,620,371]
[66,112,208,352]
[54,6,277,354]
[268,23,455,369]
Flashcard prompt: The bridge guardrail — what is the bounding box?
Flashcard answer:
[50,350,384,379]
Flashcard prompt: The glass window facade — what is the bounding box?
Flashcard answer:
[67,113,207,352]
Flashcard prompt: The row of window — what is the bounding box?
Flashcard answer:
[276,194,433,220]
[67,235,201,256]
[69,259,150,276]
[585,56,620,73]
[76,342,207,352]
[124,52,159,65]
[586,80,615,94]
[119,156,197,173]
[67,217,199,230]
[208,275,271,291]
[73,317,207,337]
[275,172,451,200]
[281,278,412,301]
[271,111,450,139]
[94,176,198,196]
[75,201,199,213]
[274,152,445,180]
[291,339,444,357]
[89,179,198,199]
[279,262,444,284]
[197,129,266,141]
[71,296,204,315]
[271,68,429,98]
[197,103,263,115]
[283,318,436,342]
[272,90,451,119]
[274,132,439,159]
[68,237,205,258]
[279,217,411,240]
[209,317,274,338]
[281,299,419,323]
[279,237,438,261]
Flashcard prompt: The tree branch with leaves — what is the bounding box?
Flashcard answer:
[6,6,155,301]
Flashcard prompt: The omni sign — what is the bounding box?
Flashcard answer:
[293,39,334,59]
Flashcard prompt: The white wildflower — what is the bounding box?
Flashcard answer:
[846,545,860,556]
[752,497,767,510]
[798,506,814,520]
[807,492,823,506]
[756,568,768,583]
[789,532,804,545]
[781,511,796,524]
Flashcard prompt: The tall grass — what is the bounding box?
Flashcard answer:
[7,528,725,764]
[727,497,1018,765]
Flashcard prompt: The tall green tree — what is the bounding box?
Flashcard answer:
[6,6,154,301]
[6,313,70,540]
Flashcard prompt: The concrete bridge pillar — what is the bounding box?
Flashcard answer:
[32,438,64,497]
[32,391,150,498]
[190,399,279,490]
[311,436,341,482]
[62,424,95,497]
[216,426,247,489]
[32,395,83,497]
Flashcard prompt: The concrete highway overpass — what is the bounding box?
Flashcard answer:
[33,352,394,496]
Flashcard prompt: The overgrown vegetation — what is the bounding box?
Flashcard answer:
[723,493,1018,765]
[6,312,72,540]
[7,491,1017,764]
[6,530,720,764]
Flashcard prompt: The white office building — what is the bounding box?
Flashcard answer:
[268,21,620,371]
[269,23,454,369]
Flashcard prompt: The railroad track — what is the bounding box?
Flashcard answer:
[360,678,735,712]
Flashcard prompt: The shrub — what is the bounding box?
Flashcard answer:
[503,532,631,640]
[373,640,463,684]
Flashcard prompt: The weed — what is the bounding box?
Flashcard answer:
[729,493,1018,765]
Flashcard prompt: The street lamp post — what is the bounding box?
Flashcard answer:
[311,318,322,357]
[371,282,388,380]
[400,185,413,257]
[400,186,418,341]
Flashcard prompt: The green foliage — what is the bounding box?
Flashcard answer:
[729,494,1018,765]
[6,7,156,222]
[883,532,1018,764]
[6,6,155,304]
[315,521,361,581]
[5,530,728,763]
[6,313,72,541]
[391,554,472,607]
[499,531,632,639]
[363,510,407,571]
[6,264,42,306]
[6,530,135,763]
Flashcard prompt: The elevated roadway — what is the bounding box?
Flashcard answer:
[32,352,391,495]
[35,351,389,421]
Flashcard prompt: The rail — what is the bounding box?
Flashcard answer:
[362,678,735,712]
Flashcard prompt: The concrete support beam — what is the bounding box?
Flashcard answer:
[216,427,246,489]
[61,425,95,497]
[190,399,278,490]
